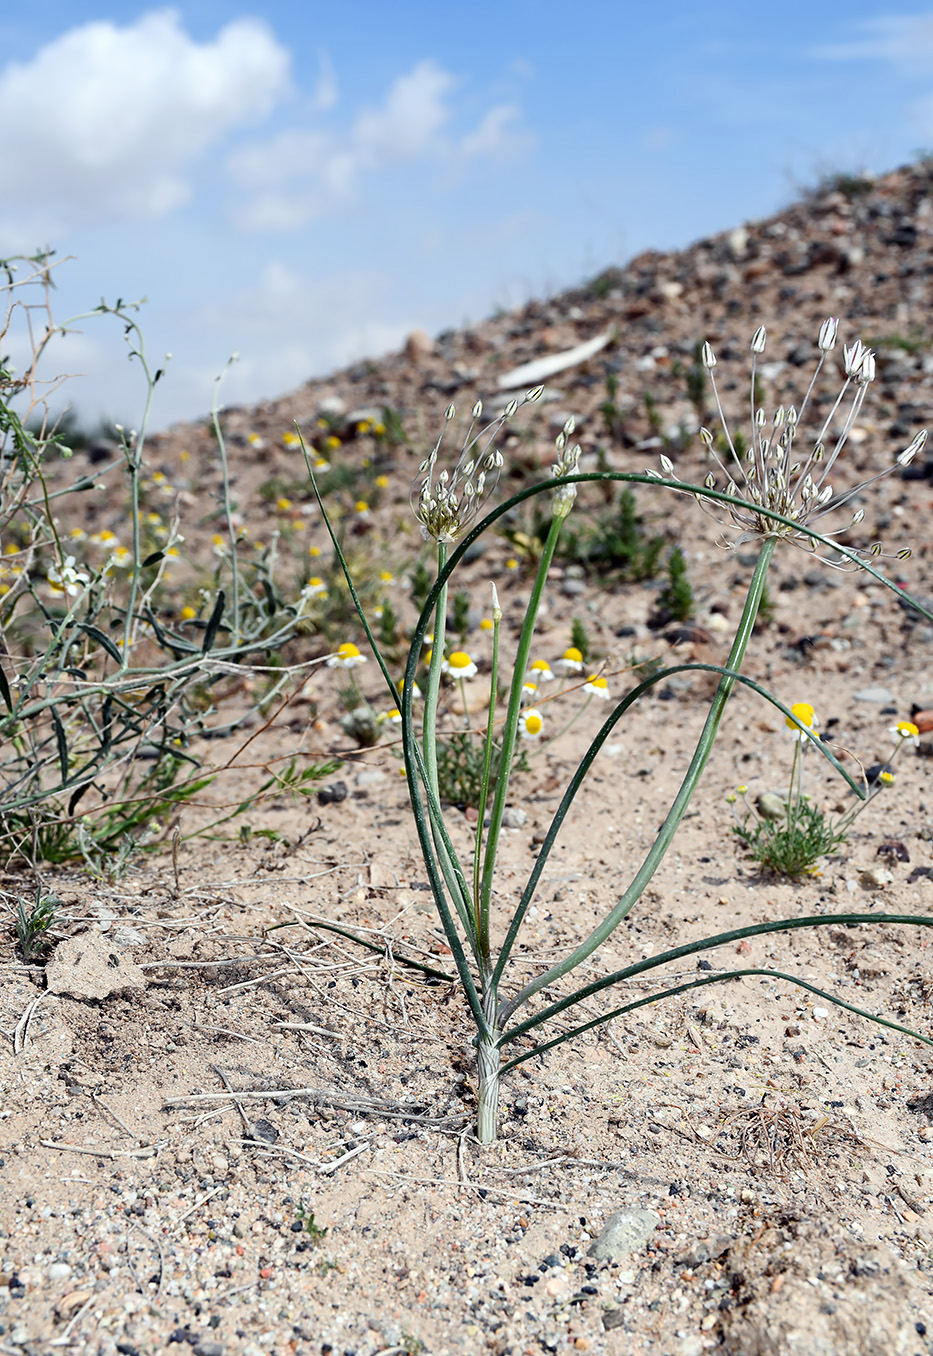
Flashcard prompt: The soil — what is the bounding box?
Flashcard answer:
[3,161,933,1355]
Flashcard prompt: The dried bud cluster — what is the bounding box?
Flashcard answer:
[656,318,925,567]
[413,388,543,544]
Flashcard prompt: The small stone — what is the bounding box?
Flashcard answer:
[47,1262,71,1282]
[46,929,146,1000]
[860,865,894,889]
[404,329,434,364]
[853,685,895,704]
[561,578,587,597]
[318,780,348,805]
[211,1153,229,1175]
[587,1207,658,1261]
[502,807,528,829]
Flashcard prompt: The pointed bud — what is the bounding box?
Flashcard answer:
[897,429,927,465]
[750,325,767,354]
[896,547,912,559]
[505,399,518,417]
[843,341,866,376]
[818,317,838,351]
[660,454,674,475]
[491,582,502,620]
[851,508,865,525]
[701,341,716,369]
[699,427,713,446]
[472,400,483,419]
[704,473,715,489]
[856,351,875,384]
[445,404,455,421]
[869,542,883,556]
[526,385,544,402]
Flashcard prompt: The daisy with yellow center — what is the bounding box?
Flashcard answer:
[528,659,554,683]
[303,577,327,597]
[557,646,584,674]
[282,431,301,448]
[379,570,395,585]
[180,605,197,621]
[521,680,538,703]
[519,708,544,740]
[505,558,519,571]
[890,719,920,747]
[479,617,494,632]
[785,701,817,742]
[276,497,293,512]
[375,474,389,489]
[382,708,402,725]
[355,500,371,519]
[327,642,366,668]
[398,677,422,700]
[442,651,478,679]
[583,675,610,699]
[309,545,322,557]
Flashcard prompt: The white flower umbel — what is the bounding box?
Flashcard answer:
[662,320,926,568]
[413,388,543,544]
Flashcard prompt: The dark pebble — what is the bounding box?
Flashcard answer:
[193,1344,223,1356]
[252,1118,279,1144]
[696,959,713,971]
[116,1344,141,1356]
[291,1220,305,1232]
[318,781,348,805]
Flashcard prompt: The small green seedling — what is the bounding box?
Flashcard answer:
[15,886,60,961]
[295,1202,328,1244]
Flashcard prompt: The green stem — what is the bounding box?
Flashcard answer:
[498,535,777,1025]
[474,603,501,958]
[211,359,241,643]
[480,514,564,931]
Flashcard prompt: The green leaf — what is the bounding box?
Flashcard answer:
[141,551,164,568]
[80,623,123,665]
[51,708,68,784]
[202,591,226,653]
[0,663,12,713]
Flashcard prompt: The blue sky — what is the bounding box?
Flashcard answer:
[5,1,933,429]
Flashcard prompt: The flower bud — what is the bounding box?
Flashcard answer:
[818,317,838,351]
[701,341,716,369]
[897,429,927,465]
[750,325,767,354]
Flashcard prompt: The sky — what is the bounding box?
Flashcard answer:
[5,1,933,431]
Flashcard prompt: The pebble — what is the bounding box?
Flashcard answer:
[853,685,895,704]
[46,1261,71,1282]
[587,1207,658,1261]
[860,866,894,888]
[502,807,528,828]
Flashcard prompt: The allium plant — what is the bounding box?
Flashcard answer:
[306,319,933,1145]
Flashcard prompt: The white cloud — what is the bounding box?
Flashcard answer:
[229,59,532,232]
[354,59,455,158]
[188,261,412,411]
[461,104,528,160]
[813,13,933,69]
[0,9,291,244]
